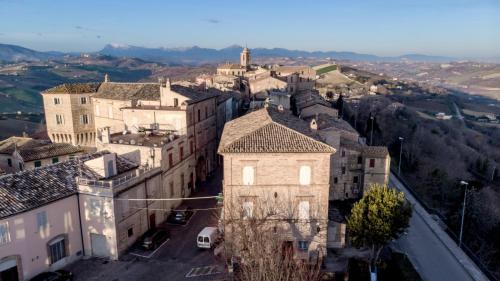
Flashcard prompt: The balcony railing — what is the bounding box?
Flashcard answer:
[77,166,154,189]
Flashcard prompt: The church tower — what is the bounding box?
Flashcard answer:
[240,47,251,70]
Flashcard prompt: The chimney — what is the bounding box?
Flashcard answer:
[310,119,318,131]
[166,77,171,89]
[101,127,111,144]
[104,73,109,83]
[160,77,170,106]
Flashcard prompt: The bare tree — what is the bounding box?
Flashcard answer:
[220,192,327,281]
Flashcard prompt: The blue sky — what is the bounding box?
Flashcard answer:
[0,0,499,57]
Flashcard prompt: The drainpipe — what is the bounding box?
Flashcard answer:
[76,192,86,257]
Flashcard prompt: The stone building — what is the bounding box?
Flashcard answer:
[41,83,99,147]
[308,113,390,200]
[218,106,335,262]
[0,150,177,280]
[0,137,84,173]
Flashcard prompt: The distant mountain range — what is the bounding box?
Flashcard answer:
[99,44,456,64]
[0,42,495,64]
[0,43,65,62]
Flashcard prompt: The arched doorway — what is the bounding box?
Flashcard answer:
[0,256,21,281]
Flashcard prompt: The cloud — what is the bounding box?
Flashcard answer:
[96,35,101,39]
[36,32,43,36]
[74,25,83,30]
[204,18,220,24]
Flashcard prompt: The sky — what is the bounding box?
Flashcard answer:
[0,0,499,58]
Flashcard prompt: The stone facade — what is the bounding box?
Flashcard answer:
[41,85,97,147]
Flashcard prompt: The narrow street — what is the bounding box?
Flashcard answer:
[65,169,225,281]
[389,174,488,281]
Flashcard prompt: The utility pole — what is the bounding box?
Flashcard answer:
[398,137,404,176]
[370,116,374,146]
[459,180,469,248]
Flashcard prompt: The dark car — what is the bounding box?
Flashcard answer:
[142,229,169,250]
[167,207,194,225]
[29,270,73,281]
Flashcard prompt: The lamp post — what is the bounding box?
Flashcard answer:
[398,137,404,176]
[370,116,374,146]
[459,180,469,248]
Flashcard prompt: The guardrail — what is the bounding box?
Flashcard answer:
[391,168,498,281]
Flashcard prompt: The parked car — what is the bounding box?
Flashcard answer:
[167,207,194,225]
[29,270,73,281]
[142,228,169,250]
[197,226,218,249]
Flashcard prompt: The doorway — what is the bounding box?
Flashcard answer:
[0,258,19,281]
[149,213,156,229]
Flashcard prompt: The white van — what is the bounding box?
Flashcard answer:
[197,227,218,249]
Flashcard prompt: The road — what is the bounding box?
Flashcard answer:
[389,174,488,281]
[66,169,225,281]
[453,102,465,124]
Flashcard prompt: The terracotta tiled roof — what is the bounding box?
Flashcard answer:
[170,85,219,104]
[0,137,83,162]
[218,63,245,70]
[219,107,335,154]
[93,82,160,101]
[0,151,138,219]
[362,146,389,158]
[42,83,101,94]
[311,114,358,134]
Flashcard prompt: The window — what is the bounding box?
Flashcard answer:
[341,149,346,157]
[0,222,10,245]
[242,166,255,186]
[169,182,174,197]
[80,97,87,104]
[34,160,42,167]
[197,109,201,122]
[179,146,184,161]
[95,104,100,117]
[190,141,194,154]
[53,97,61,105]
[341,166,346,175]
[205,106,208,118]
[56,114,64,125]
[19,162,23,171]
[174,98,179,107]
[298,201,310,220]
[369,159,375,168]
[243,201,253,218]
[49,237,66,264]
[353,176,359,184]
[333,177,338,184]
[52,157,59,164]
[80,114,89,124]
[299,165,311,185]
[168,153,173,168]
[357,156,363,164]
[7,158,12,167]
[36,211,48,232]
[298,240,309,251]
[107,160,114,176]
[108,106,113,119]
[127,227,134,237]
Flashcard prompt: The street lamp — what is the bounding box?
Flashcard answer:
[398,137,404,176]
[459,180,469,248]
[370,116,374,146]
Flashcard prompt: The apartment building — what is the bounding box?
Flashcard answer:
[41,83,98,147]
[0,137,84,173]
[218,106,335,262]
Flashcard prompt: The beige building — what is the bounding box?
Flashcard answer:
[41,83,99,146]
[218,106,335,261]
[0,137,84,173]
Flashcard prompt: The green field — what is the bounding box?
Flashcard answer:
[316,64,338,75]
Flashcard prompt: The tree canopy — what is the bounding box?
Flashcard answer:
[348,184,412,266]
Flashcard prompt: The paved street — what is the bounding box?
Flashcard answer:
[389,174,488,281]
[65,169,225,281]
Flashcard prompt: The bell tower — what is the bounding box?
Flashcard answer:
[240,47,251,70]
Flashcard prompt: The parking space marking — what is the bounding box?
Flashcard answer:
[129,238,169,259]
[185,265,221,278]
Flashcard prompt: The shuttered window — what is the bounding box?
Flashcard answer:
[0,222,10,245]
[243,201,253,218]
[298,201,310,220]
[242,166,255,186]
[299,165,311,185]
[49,237,66,264]
[36,211,48,232]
